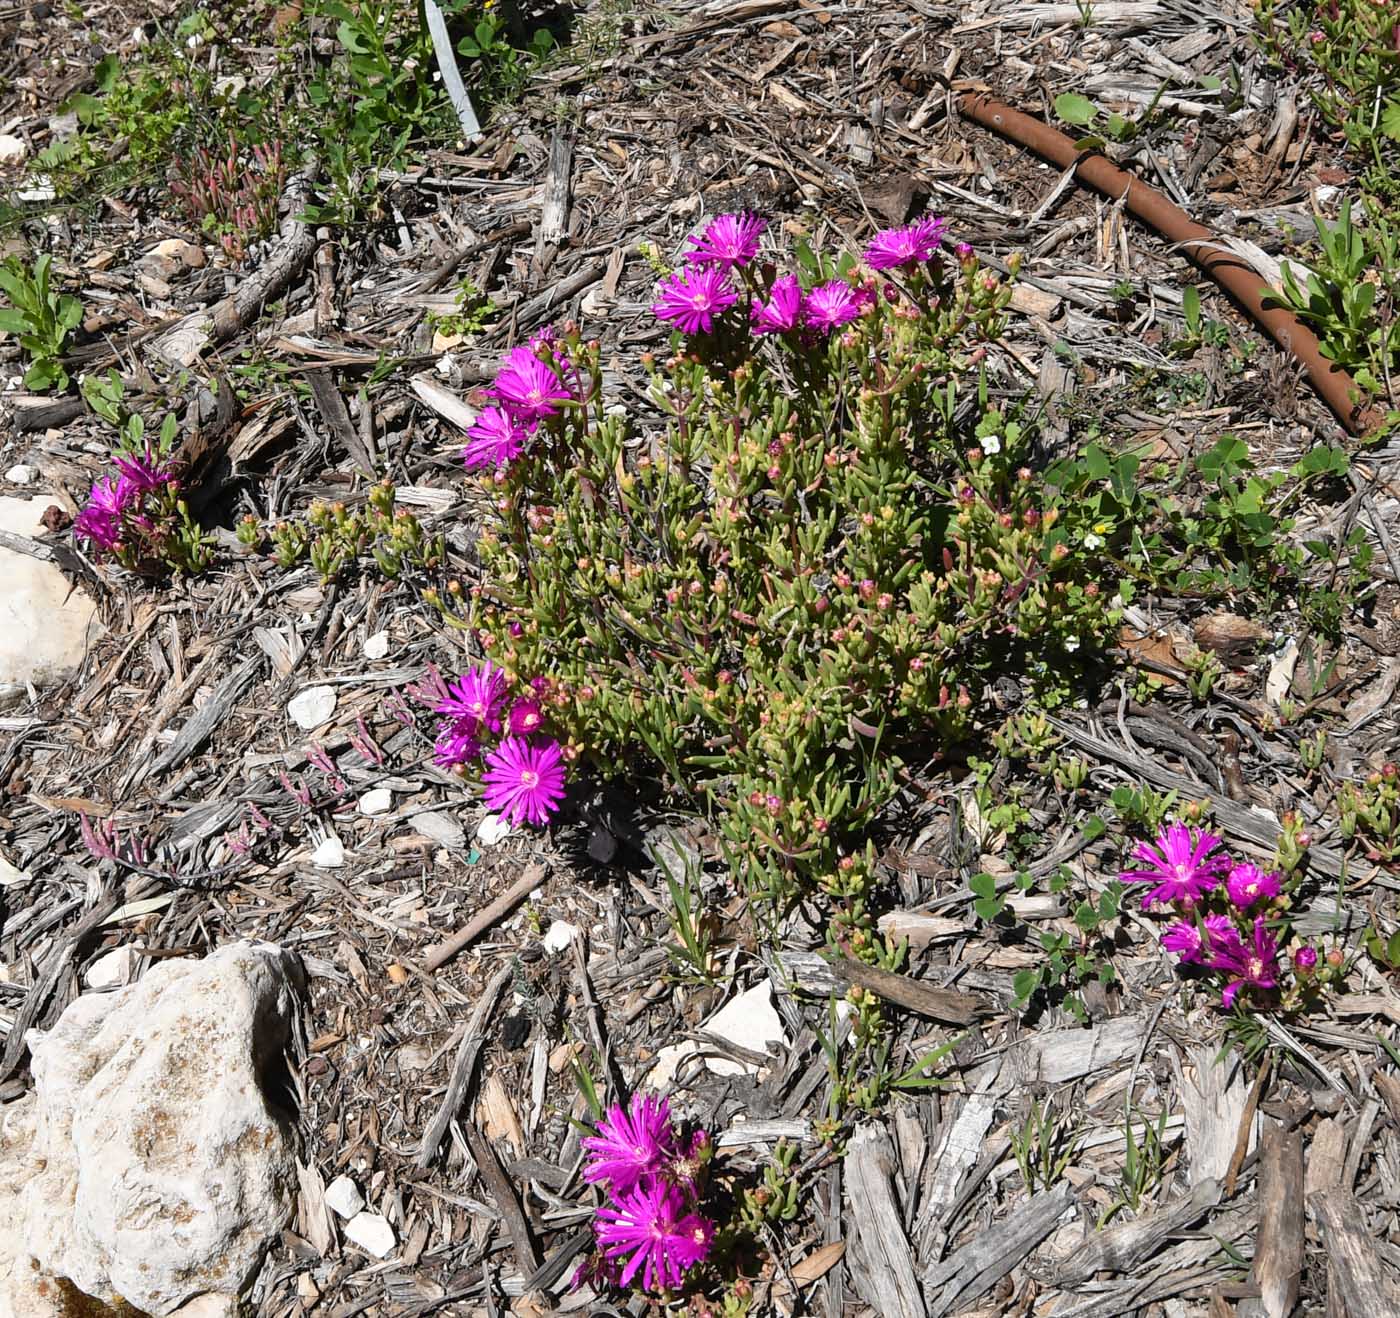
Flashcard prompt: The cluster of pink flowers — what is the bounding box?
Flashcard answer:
[74,447,177,555]
[463,328,580,473]
[575,1093,715,1295]
[407,661,565,826]
[1123,823,1323,1008]
[653,211,953,339]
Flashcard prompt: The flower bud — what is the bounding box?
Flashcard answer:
[1294,946,1318,973]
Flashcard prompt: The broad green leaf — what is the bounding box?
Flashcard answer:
[1054,93,1097,126]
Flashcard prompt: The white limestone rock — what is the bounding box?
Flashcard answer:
[358,789,392,817]
[0,942,303,1316]
[0,498,100,706]
[701,983,788,1077]
[311,836,346,869]
[0,135,26,166]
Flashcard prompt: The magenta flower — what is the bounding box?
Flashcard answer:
[863,215,948,271]
[1209,916,1280,1007]
[1294,945,1318,972]
[481,735,566,826]
[594,1179,713,1292]
[112,446,175,494]
[507,698,544,736]
[581,1093,678,1195]
[463,405,530,470]
[685,212,766,270]
[1225,862,1282,910]
[653,265,737,334]
[74,474,135,551]
[1121,823,1229,908]
[751,274,802,335]
[432,717,481,770]
[492,348,573,423]
[437,662,508,732]
[802,280,863,332]
[1161,913,1234,965]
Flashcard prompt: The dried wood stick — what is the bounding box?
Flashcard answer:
[421,862,545,973]
[464,1119,541,1276]
[1308,1188,1400,1315]
[1242,1120,1304,1318]
[1050,1177,1223,1285]
[415,961,512,1166]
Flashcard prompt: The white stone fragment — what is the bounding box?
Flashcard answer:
[701,983,788,1077]
[311,836,346,869]
[410,811,465,849]
[342,1212,395,1258]
[358,789,392,817]
[476,813,512,845]
[0,135,27,166]
[83,947,134,990]
[646,1041,699,1091]
[287,685,336,730]
[0,942,302,1316]
[362,630,391,660]
[323,1175,364,1220]
[4,465,34,485]
[0,497,100,707]
[542,921,578,955]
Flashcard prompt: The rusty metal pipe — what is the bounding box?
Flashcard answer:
[958,92,1380,436]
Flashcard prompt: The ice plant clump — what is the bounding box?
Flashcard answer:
[576,1093,715,1298]
[402,661,567,826]
[73,440,210,575]
[1124,821,1343,1013]
[445,219,1126,913]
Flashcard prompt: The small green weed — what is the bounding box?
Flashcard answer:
[1010,1097,1082,1193]
[0,254,83,392]
[1100,1107,1173,1223]
[1275,200,1399,400]
[655,845,719,985]
[1338,762,1400,861]
[427,278,499,340]
[1053,86,1172,147]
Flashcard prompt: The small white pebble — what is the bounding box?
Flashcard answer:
[312,836,346,869]
[324,1175,365,1220]
[343,1211,395,1258]
[476,814,512,845]
[288,685,337,730]
[362,630,390,660]
[542,921,578,954]
[4,465,35,485]
[359,788,392,817]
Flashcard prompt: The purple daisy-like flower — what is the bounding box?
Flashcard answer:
[653,265,737,335]
[685,212,767,270]
[751,274,802,335]
[1225,862,1282,910]
[581,1093,678,1195]
[437,662,509,733]
[481,735,567,826]
[432,716,481,770]
[74,474,135,551]
[1210,916,1280,1008]
[863,215,949,271]
[492,348,574,423]
[507,698,544,736]
[1161,913,1234,965]
[112,446,176,494]
[1121,823,1229,909]
[802,280,863,332]
[463,405,530,471]
[594,1179,714,1293]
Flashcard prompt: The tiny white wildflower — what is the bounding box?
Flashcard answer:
[1084,533,1104,550]
[1064,637,1080,653]
[981,434,1002,455]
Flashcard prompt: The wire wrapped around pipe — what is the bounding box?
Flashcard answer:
[957,92,1382,437]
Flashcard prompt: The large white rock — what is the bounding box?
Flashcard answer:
[0,498,100,705]
[701,983,788,1077]
[0,942,303,1316]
